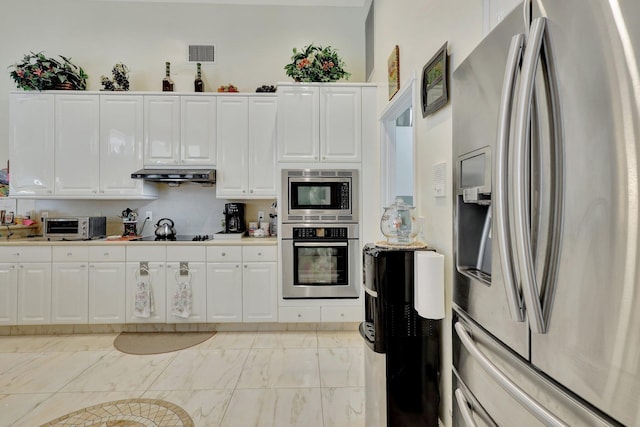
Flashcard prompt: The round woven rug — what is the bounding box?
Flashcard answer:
[114,331,215,355]
[40,398,194,427]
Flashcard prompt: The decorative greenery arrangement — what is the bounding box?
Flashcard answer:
[284,44,350,82]
[101,63,130,91]
[8,51,88,90]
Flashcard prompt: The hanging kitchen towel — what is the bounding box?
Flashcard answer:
[134,278,154,318]
[414,250,445,319]
[172,278,192,319]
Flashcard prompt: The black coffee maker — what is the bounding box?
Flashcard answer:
[224,203,246,233]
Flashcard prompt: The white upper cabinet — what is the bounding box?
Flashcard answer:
[144,95,217,167]
[9,92,156,199]
[100,95,151,196]
[181,96,217,165]
[9,93,55,196]
[277,85,320,162]
[320,87,362,162]
[54,94,100,196]
[216,95,277,198]
[248,97,278,197]
[277,84,363,163]
[144,95,181,166]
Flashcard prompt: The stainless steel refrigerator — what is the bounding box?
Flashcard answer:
[452,1,640,425]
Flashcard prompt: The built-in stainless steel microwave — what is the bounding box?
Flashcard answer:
[44,217,107,240]
[282,169,358,223]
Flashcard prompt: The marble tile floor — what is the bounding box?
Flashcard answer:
[0,330,365,427]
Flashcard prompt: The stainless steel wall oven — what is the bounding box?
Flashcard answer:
[281,223,360,299]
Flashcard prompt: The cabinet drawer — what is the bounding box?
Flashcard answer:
[53,246,89,262]
[126,245,166,262]
[321,305,362,322]
[167,245,206,261]
[88,245,126,262]
[242,245,277,262]
[279,306,321,323]
[207,246,241,262]
[0,246,51,262]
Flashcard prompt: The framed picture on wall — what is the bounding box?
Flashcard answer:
[388,45,400,100]
[421,42,448,117]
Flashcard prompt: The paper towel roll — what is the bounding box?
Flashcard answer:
[414,251,445,319]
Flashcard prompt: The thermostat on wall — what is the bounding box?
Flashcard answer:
[432,162,446,197]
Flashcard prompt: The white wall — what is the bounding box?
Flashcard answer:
[0,0,368,166]
[368,1,486,425]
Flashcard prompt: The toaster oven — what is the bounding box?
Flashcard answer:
[43,217,107,240]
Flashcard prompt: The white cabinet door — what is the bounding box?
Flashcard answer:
[242,262,277,322]
[181,96,217,165]
[216,96,249,197]
[89,262,126,324]
[144,96,181,166]
[9,93,55,196]
[54,94,100,196]
[166,261,207,323]
[206,262,242,322]
[17,263,52,325]
[320,87,362,162]
[0,264,18,325]
[100,95,147,196]
[125,261,166,323]
[277,86,319,162]
[51,262,89,324]
[248,97,277,197]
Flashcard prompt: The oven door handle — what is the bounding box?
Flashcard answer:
[293,242,348,247]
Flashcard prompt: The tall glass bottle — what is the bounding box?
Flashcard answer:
[194,62,204,92]
[162,61,174,92]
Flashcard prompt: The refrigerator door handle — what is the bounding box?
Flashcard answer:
[454,322,568,427]
[455,388,479,427]
[512,17,549,334]
[495,33,525,323]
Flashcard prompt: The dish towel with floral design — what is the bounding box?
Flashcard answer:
[172,276,192,319]
[134,277,154,318]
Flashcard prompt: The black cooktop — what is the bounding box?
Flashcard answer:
[135,234,212,242]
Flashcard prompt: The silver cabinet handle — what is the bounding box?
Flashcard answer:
[513,16,563,334]
[454,322,567,427]
[495,33,525,323]
[454,388,478,427]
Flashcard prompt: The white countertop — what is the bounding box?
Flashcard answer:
[0,236,277,246]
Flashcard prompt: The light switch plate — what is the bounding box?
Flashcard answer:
[432,162,446,197]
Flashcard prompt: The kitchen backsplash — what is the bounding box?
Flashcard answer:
[15,185,275,237]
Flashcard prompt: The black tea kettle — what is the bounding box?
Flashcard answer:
[154,218,176,238]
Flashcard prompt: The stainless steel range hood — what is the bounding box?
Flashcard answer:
[131,168,216,186]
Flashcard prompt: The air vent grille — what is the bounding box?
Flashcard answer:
[189,45,215,63]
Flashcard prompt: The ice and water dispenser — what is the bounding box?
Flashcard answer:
[456,147,492,283]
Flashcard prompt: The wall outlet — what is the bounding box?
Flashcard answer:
[146,211,153,222]
[258,211,265,221]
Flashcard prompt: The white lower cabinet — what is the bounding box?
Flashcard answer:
[206,246,242,322]
[0,264,18,325]
[206,245,277,323]
[242,246,277,323]
[17,262,52,325]
[0,246,54,325]
[52,262,89,324]
[88,245,127,324]
[125,246,167,323]
[166,246,207,323]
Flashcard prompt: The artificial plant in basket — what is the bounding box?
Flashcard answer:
[284,44,351,82]
[8,51,88,90]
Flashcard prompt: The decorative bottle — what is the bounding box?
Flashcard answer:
[194,62,204,92]
[162,62,174,92]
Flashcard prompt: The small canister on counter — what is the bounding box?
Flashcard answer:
[248,222,258,237]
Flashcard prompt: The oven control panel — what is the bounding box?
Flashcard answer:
[292,227,348,239]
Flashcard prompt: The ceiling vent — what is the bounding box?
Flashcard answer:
[188,45,216,63]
